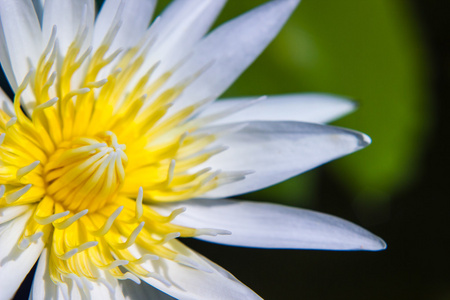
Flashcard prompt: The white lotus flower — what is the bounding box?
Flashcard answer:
[0,0,385,299]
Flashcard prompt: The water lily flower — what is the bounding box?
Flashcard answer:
[0,0,385,299]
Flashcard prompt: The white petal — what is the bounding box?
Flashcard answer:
[149,0,226,68]
[31,248,60,300]
[139,240,261,300]
[0,205,30,224]
[121,281,175,300]
[0,0,43,91]
[198,121,370,198]
[0,87,14,116]
[0,209,45,300]
[64,277,125,300]
[201,93,357,125]
[43,0,95,55]
[88,278,125,300]
[165,0,299,115]
[134,0,226,81]
[154,199,386,251]
[94,0,156,52]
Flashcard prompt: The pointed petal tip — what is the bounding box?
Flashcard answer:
[360,132,372,147]
[346,97,360,109]
[378,238,388,250]
[336,95,359,112]
[350,129,372,148]
[354,232,386,251]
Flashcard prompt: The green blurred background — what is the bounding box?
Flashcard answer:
[12,0,450,299]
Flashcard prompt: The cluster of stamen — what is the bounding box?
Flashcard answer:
[0,6,249,295]
[44,132,127,213]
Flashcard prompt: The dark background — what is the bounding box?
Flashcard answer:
[10,0,450,299]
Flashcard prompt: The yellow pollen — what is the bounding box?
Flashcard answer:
[44,131,127,213]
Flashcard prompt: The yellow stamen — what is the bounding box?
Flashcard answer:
[6,184,32,204]
[0,16,246,287]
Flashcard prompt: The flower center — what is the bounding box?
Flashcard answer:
[44,131,127,213]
